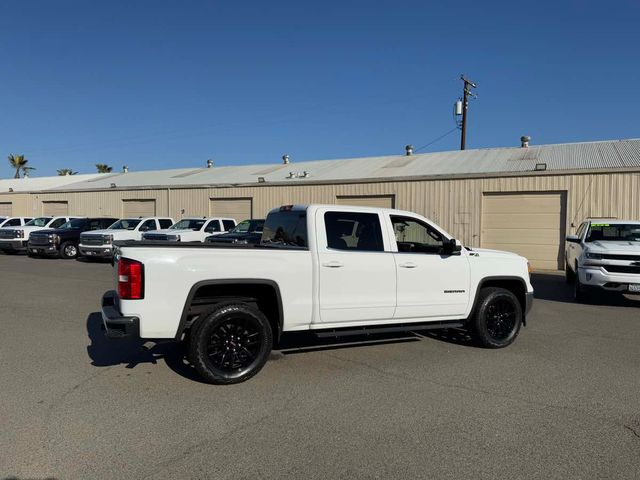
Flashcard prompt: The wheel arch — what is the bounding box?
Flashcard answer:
[175,279,284,343]
[471,276,528,325]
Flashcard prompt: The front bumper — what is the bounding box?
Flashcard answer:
[101,290,139,339]
[0,240,27,252]
[578,266,640,294]
[27,242,59,256]
[80,245,114,257]
[525,291,534,315]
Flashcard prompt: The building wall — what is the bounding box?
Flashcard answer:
[2,171,639,248]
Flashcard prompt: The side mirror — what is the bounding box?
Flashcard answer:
[442,238,462,256]
[566,235,581,244]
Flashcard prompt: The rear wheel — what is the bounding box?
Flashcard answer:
[470,287,522,348]
[188,303,272,384]
[60,241,78,259]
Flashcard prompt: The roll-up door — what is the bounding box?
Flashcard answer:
[336,195,395,209]
[0,202,12,216]
[42,201,69,216]
[209,198,252,222]
[481,192,566,270]
[122,199,156,218]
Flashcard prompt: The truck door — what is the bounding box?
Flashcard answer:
[317,209,396,324]
[388,214,470,319]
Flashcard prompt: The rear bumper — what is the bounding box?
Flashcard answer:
[525,291,534,315]
[102,290,139,339]
[0,240,27,252]
[80,245,113,257]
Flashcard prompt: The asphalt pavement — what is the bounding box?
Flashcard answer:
[1,254,639,479]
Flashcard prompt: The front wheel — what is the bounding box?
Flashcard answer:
[188,303,273,384]
[565,259,575,284]
[60,241,79,259]
[470,287,523,348]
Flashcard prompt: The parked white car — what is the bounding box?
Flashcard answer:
[78,217,175,258]
[0,216,79,254]
[102,204,533,384]
[0,216,33,229]
[565,219,640,301]
[141,217,236,242]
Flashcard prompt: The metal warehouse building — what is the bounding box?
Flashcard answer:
[2,138,640,270]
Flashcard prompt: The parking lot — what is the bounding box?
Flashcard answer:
[1,254,639,479]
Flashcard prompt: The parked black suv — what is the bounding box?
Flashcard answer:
[205,219,265,245]
[28,217,118,259]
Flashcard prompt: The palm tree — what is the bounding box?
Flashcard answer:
[8,154,29,179]
[95,163,113,173]
[57,168,78,176]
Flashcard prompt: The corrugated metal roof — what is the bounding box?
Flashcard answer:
[0,173,104,192]
[5,138,640,193]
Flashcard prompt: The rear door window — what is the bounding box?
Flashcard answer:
[139,219,156,231]
[222,220,236,231]
[158,219,173,229]
[324,211,384,252]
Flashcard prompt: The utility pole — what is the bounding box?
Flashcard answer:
[459,75,477,150]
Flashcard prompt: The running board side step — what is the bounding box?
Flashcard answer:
[314,321,465,338]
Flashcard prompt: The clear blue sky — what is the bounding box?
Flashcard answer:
[1,0,639,178]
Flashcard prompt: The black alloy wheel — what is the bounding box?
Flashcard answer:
[471,287,523,348]
[189,303,272,384]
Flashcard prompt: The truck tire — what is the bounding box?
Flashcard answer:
[565,260,575,284]
[60,241,78,259]
[188,302,272,385]
[574,274,588,303]
[470,287,522,349]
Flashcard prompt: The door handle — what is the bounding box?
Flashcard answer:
[399,262,418,268]
[322,261,344,268]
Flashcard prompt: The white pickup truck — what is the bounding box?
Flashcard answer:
[565,219,640,301]
[79,216,174,258]
[141,217,236,242]
[102,204,534,384]
[0,216,33,229]
[0,216,78,254]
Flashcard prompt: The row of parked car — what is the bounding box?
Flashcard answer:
[0,215,266,259]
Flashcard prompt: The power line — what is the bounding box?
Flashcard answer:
[413,127,459,153]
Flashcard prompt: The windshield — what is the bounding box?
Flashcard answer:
[231,219,264,233]
[261,210,307,247]
[170,219,206,230]
[24,217,52,227]
[108,219,141,230]
[586,223,640,242]
[58,218,88,230]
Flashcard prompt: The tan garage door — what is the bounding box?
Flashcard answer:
[42,201,69,216]
[210,198,252,222]
[122,199,156,218]
[336,195,395,209]
[0,202,12,216]
[482,192,566,270]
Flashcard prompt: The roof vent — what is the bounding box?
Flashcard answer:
[520,136,531,148]
[282,154,290,164]
[405,145,413,156]
[122,165,129,173]
[207,159,213,168]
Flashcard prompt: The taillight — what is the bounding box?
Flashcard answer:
[118,257,144,299]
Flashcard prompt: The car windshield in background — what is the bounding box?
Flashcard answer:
[261,210,307,247]
[586,223,640,242]
[24,217,51,227]
[170,219,206,230]
[109,219,141,230]
[59,219,88,229]
[231,220,264,233]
